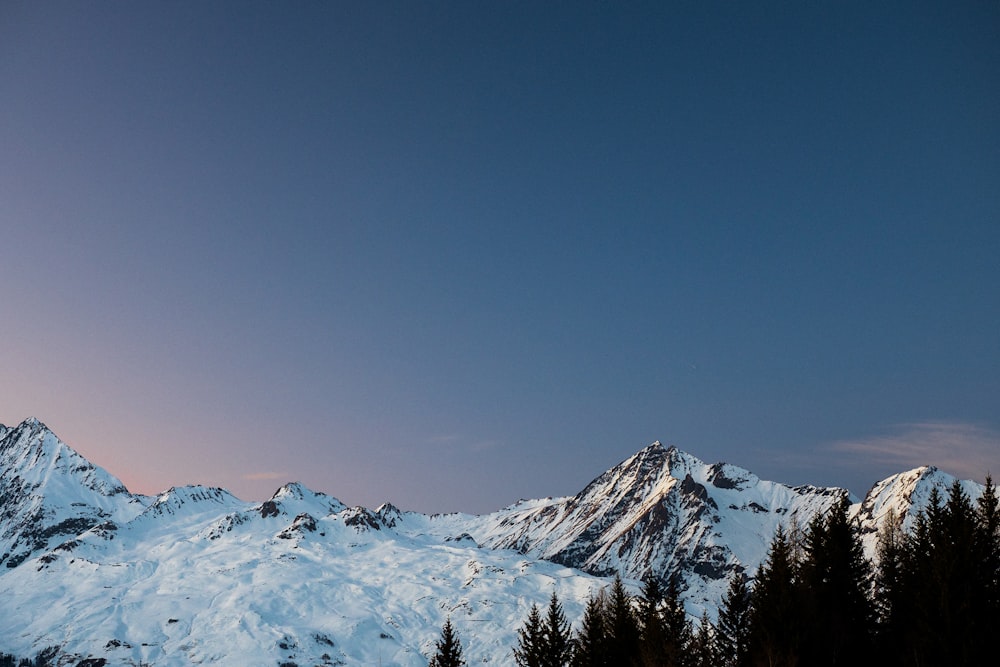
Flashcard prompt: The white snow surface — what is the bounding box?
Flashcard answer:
[0,418,993,666]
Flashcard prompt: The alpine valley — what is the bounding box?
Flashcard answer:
[0,418,990,666]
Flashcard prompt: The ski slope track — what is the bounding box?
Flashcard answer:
[0,418,991,666]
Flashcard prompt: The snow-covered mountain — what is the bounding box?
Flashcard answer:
[0,418,991,666]
[0,419,601,666]
[0,417,148,569]
[405,442,851,611]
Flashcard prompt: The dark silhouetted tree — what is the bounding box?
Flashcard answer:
[429,617,465,667]
[542,591,573,667]
[515,603,545,667]
[571,588,609,667]
[605,574,640,666]
[637,576,667,667]
[689,611,717,667]
[715,570,751,667]
[661,578,692,667]
[747,525,802,667]
[799,496,874,666]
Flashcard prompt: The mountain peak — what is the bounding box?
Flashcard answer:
[271,481,308,501]
[266,481,346,517]
[0,417,51,453]
[0,418,148,568]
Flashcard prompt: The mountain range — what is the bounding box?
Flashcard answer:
[0,417,990,666]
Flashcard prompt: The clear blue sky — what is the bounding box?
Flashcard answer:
[1,1,998,512]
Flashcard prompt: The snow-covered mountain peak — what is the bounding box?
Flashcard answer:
[424,443,853,617]
[850,464,990,555]
[377,501,404,527]
[0,418,149,568]
[0,418,133,499]
[270,480,309,500]
[265,481,347,517]
[148,485,240,513]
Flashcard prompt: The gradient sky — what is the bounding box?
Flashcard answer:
[1,1,998,513]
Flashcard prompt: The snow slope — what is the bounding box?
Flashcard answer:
[0,418,993,665]
[0,420,600,665]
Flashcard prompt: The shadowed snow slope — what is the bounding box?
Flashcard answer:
[0,419,993,665]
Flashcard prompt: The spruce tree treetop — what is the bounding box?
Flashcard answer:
[542,591,573,667]
[514,604,544,667]
[571,588,609,667]
[429,617,465,667]
[715,570,751,667]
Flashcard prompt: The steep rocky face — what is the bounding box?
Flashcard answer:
[417,443,852,609]
[0,418,149,568]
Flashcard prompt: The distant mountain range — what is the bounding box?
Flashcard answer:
[0,417,990,665]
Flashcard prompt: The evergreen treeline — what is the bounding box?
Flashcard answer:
[0,650,55,667]
[429,477,997,666]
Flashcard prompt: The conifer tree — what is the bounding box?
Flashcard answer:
[874,509,905,661]
[885,488,941,667]
[939,479,985,666]
[542,591,573,667]
[637,576,667,667]
[877,480,996,666]
[747,525,802,667]
[429,617,465,667]
[571,588,609,667]
[689,611,717,667]
[975,473,1000,655]
[514,604,545,667]
[660,578,692,667]
[605,574,640,666]
[715,570,751,667]
[799,496,874,666]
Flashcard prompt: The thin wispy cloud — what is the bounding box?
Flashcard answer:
[829,421,1000,481]
[242,471,290,481]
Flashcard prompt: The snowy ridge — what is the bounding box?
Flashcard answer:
[0,418,994,665]
[0,419,603,665]
[849,464,991,556]
[409,442,851,611]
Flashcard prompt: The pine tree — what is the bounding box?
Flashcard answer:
[939,479,984,666]
[605,574,640,666]
[689,611,717,667]
[571,588,609,667]
[873,509,905,662]
[974,473,1000,660]
[747,525,802,667]
[879,481,992,666]
[660,578,692,667]
[715,570,751,667]
[542,591,573,667]
[888,488,941,667]
[515,604,545,667]
[637,576,667,667]
[799,496,874,666]
[429,617,465,667]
